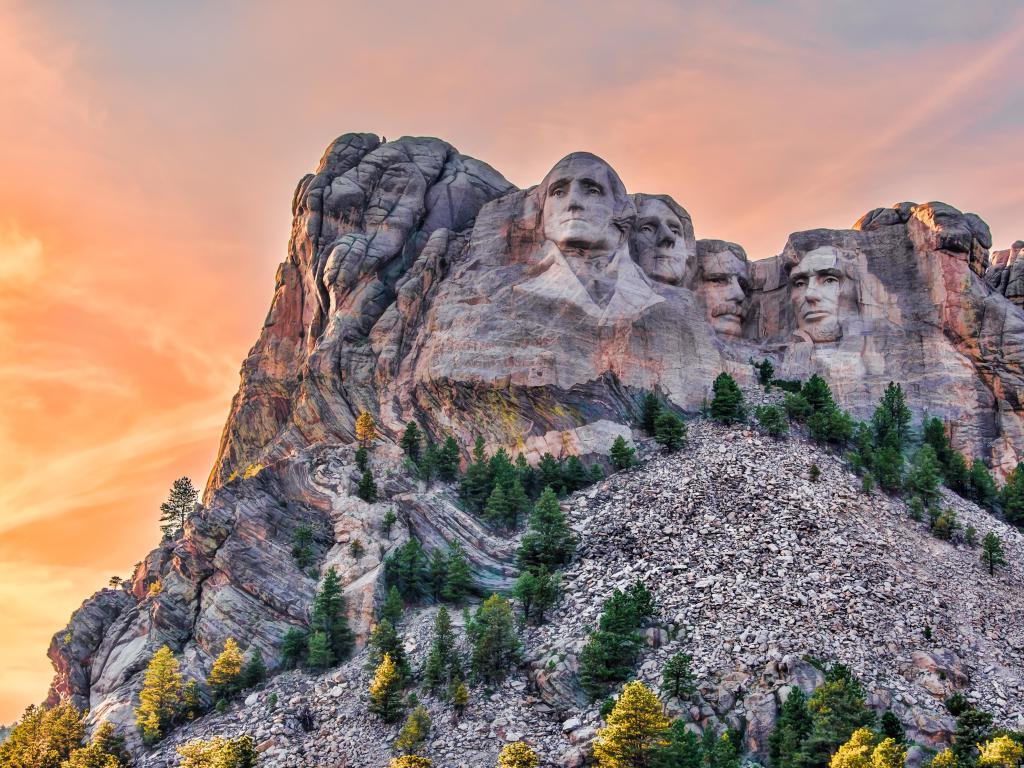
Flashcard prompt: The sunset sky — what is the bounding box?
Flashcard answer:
[1,0,1023,723]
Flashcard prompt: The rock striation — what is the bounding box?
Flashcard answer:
[42,133,1024,761]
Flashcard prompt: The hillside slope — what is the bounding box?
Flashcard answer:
[136,421,1024,767]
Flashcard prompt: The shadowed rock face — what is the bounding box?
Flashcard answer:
[47,135,1024,749]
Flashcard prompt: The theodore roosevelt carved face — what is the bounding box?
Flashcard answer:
[698,245,749,337]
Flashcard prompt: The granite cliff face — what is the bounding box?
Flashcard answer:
[44,134,1024,760]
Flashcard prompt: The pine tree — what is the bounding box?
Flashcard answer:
[442,542,474,603]
[651,719,702,768]
[981,532,1006,576]
[461,437,493,512]
[784,392,814,423]
[661,651,696,700]
[513,565,560,625]
[769,687,813,768]
[710,372,745,424]
[929,750,958,768]
[498,741,540,768]
[504,478,531,528]
[400,421,422,463]
[355,410,377,446]
[428,546,449,601]
[1002,462,1024,526]
[368,619,410,678]
[880,710,905,743]
[756,405,789,438]
[905,446,942,507]
[563,455,589,493]
[290,523,315,569]
[306,630,332,670]
[484,484,512,528]
[312,566,354,662]
[381,585,405,626]
[423,606,461,696]
[382,508,398,537]
[802,374,834,413]
[592,681,671,768]
[968,460,998,509]
[281,627,307,669]
[419,440,439,482]
[467,594,521,683]
[65,720,129,768]
[159,477,199,538]
[438,436,461,481]
[516,487,576,571]
[798,665,875,768]
[952,708,994,766]
[385,538,430,601]
[368,653,405,723]
[451,680,469,714]
[176,735,257,768]
[872,737,906,768]
[357,469,378,502]
[135,645,184,745]
[240,647,266,690]
[872,445,904,493]
[610,436,637,471]
[872,382,912,453]
[515,452,539,498]
[0,702,87,768]
[641,391,663,433]
[654,412,688,451]
[537,453,563,493]
[395,705,431,755]
[355,445,369,473]
[207,638,244,702]
[754,358,775,386]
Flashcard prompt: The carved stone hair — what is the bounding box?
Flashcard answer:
[535,152,636,235]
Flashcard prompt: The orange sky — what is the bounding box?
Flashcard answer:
[1,0,1023,723]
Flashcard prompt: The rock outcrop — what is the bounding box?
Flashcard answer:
[41,133,1024,762]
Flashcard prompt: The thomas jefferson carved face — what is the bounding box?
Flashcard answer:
[699,249,749,336]
[541,155,626,259]
[789,247,851,343]
[633,198,692,285]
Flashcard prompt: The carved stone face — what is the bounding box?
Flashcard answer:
[541,156,621,258]
[789,247,849,342]
[634,198,690,285]
[699,250,749,336]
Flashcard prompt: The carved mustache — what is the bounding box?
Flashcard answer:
[710,304,744,318]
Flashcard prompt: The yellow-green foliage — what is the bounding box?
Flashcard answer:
[64,722,126,768]
[207,637,244,699]
[147,579,163,597]
[388,757,433,768]
[978,735,1024,768]
[368,653,404,722]
[592,681,671,768]
[135,645,184,745]
[830,729,906,768]
[498,741,540,768]
[0,701,85,768]
[929,750,959,768]
[176,735,256,768]
[241,463,264,479]
[394,705,431,755]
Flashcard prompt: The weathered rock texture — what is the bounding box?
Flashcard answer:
[42,134,1024,761]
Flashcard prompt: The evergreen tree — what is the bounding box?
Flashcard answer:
[390,757,433,768]
[661,651,696,700]
[423,606,461,697]
[872,738,906,768]
[438,436,461,481]
[381,585,405,626]
[355,410,377,446]
[290,523,315,569]
[368,653,405,723]
[0,702,86,768]
[537,453,563,493]
[563,455,589,492]
[578,588,647,698]
[981,532,1007,576]
[705,730,742,768]
[460,437,493,512]
[306,630,332,671]
[592,681,672,768]
[654,412,688,451]
[512,565,560,625]
[64,721,129,768]
[312,566,354,662]
[784,393,813,423]
[515,452,539,499]
[159,477,198,538]
[135,645,184,745]
[180,678,203,721]
[968,460,998,509]
[240,647,266,690]
[419,440,439,482]
[504,478,531,528]
[489,448,517,489]
[802,374,835,413]
[798,665,875,768]
[442,542,474,603]
[1002,462,1024,526]
[880,710,905,743]
[355,445,369,472]
[357,469,378,502]
[710,372,745,424]
[807,406,854,447]
[467,594,521,683]
[207,637,244,702]
[871,444,903,493]
[610,436,637,471]
[395,705,431,755]
[905,446,942,507]
[872,382,912,453]
[952,708,994,766]
[176,735,256,768]
[516,488,576,571]
[451,681,469,715]
[498,741,541,768]
[756,405,789,438]
[382,508,398,537]
[929,751,958,768]
[652,720,703,768]
[400,421,422,463]
[769,687,813,768]
[385,538,431,601]
[368,619,410,678]
[281,627,307,669]
[641,391,663,433]
[428,546,449,601]
[484,485,512,528]
[754,358,775,387]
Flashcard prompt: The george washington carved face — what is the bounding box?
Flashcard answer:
[539,153,631,260]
